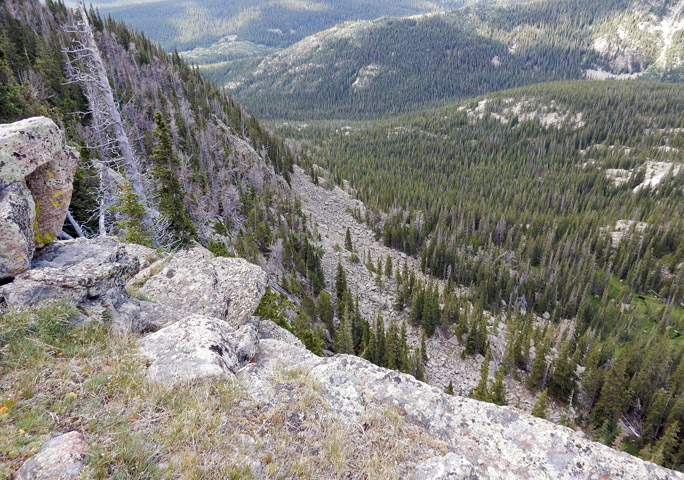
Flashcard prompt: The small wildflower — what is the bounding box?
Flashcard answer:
[18,429,25,434]
[58,352,63,356]
[0,406,8,413]
[66,392,77,399]
[134,342,138,347]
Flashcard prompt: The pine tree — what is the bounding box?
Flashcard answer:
[385,255,393,277]
[345,227,353,251]
[490,367,508,406]
[151,111,196,246]
[472,350,491,402]
[316,291,334,334]
[399,322,410,372]
[527,342,549,391]
[334,261,348,303]
[649,422,681,467]
[112,181,152,247]
[531,389,549,419]
[334,306,354,354]
[445,380,455,395]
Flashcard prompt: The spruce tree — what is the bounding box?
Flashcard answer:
[334,261,348,303]
[531,389,549,419]
[113,181,153,247]
[151,111,196,246]
[316,291,335,334]
[344,227,353,251]
[490,367,508,406]
[472,350,491,402]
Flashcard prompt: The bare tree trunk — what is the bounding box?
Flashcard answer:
[75,2,149,212]
[66,212,85,238]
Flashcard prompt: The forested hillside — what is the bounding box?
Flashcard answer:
[231,0,684,119]
[76,0,476,51]
[282,80,684,467]
[0,0,348,353]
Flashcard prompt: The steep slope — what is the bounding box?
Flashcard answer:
[2,232,683,479]
[230,0,684,119]
[280,79,684,468]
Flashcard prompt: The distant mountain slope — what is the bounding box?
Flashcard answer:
[230,0,684,119]
[77,0,481,51]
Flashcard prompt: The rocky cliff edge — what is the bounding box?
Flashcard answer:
[1,235,682,480]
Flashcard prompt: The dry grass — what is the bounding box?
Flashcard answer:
[0,302,445,479]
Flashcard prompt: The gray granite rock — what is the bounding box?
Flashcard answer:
[412,453,477,480]
[0,116,79,260]
[15,431,87,480]
[2,236,139,310]
[238,331,684,480]
[137,314,259,386]
[0,182,35,279]
[132,245,267,327]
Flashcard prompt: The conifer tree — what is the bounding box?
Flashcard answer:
[490,367,508,406]
[445,380,455,395]
[527,342,549,391]
[334,261,348,303]
[472,350,491,402]
[316,291,334,334]
[532,389,550,419]
[334,306,354,354]
[151,111,196,246]
[345,227,353,251]
[113,182,152,247]
[385,255,393,277]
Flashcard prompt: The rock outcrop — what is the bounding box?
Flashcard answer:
[15,431,87,480]
[239,339,684,480]
[130,245,267,327]
[0,117,79,280]
[3,236,683,479]
[138,314,259,386]
[2,236,141,310]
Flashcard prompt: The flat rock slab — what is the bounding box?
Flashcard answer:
[2,236,139,309]
[133,245,267,327]
[138,314,259,386]
[15,431,87,480]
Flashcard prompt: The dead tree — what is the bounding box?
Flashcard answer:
[63,1,152,233]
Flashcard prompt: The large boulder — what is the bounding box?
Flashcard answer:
[240,335,684,480]
[1,236,140,310]
[0,182,35,279]
[137,314,259,385]
[0,116,79,279]
[131,245,267,327]
[15,431,87,480]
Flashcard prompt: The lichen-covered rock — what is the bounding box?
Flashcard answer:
[113,298,185,334]
[0,116,79,250]
[245,318,305,348]
[132,245,267,327]
[1,236,139,309]
[0,117,66,183]
[412,453,477,480]
[0,182,35,279]
[240,333,684,480]
[0,117,79,278]
[15,431,87,480]
[138,314,259,385]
